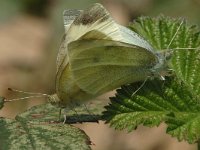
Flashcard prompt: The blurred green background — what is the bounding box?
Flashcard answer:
[0,0,199,150]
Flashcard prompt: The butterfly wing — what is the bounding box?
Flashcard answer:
[56,9,82,73]
[68,39,158,95]
[63,9,82,31]
[66,3,154,50]
[58,3,155,73]
[56,3,159,97]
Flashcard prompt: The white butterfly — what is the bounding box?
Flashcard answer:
[52,3,168,107]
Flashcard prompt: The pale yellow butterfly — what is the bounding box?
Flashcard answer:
[51,3,169,108]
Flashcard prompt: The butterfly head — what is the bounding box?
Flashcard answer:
[47,94,62,107]
[150,49,174,80]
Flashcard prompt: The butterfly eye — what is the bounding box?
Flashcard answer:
[164,50,173,61]
[156,50,173,62]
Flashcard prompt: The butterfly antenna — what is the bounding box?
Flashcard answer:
[167,19,200,51]
[5,95,47,102]
[8,88,48,96]
[131,78,147,97]
[167,19,184,49]
[173,47,200,50]
[5,88,49,102]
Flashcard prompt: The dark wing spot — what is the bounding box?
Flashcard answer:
[73,3,110,25]
[93,57,100,63]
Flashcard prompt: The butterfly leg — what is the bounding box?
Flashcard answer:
[131,78,147,97]
[56,108,67,124]
[83,104,99,123]
[70,102,84,123]
[58,108,62,121]
[63,114,67,124]
[62,103,79,124]
[62,107,71,124]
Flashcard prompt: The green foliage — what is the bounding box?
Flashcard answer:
[0,118,91,150]
[0,103,95,150]
[104,78,200,143]
[0,99,104,149]
[17,102,104,124]
[103,16,200,144]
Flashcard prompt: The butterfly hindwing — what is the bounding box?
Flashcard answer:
[68,39,158,95]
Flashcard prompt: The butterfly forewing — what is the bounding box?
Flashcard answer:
[56,9,82,73]
[66,3,154,51]
[63,9,82,31]
[56,3,113,81]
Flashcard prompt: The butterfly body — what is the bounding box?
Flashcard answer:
[50,3,167,107]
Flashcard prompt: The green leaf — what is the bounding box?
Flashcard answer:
[16,101,105,124]
[0,118,91,150]
[0,103,93,150]
[103,16,200,143]
[104,78,200,143]
[166,111,200,143]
